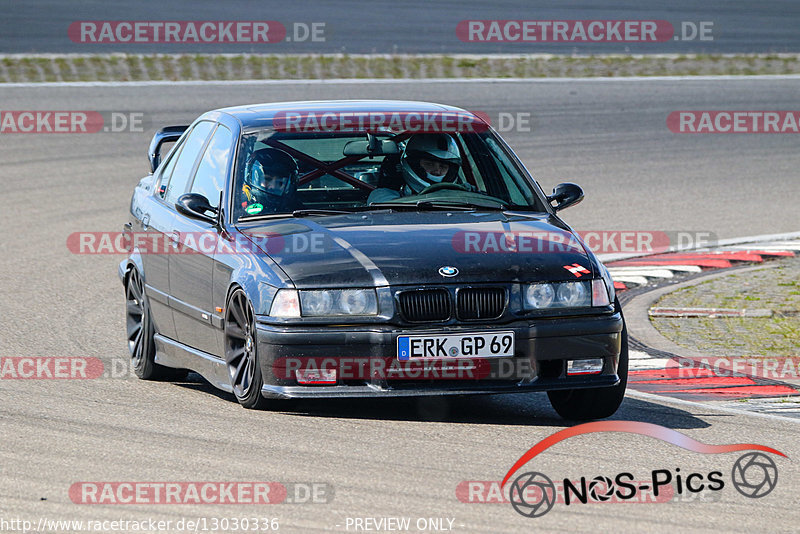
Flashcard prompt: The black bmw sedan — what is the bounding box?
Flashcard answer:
[120,100,627,420]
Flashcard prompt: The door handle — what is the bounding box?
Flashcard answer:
[141,214,150,230]
[170,230,180,248]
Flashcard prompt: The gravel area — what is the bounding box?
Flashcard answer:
[1,53,799,82]
[651,255,800,360]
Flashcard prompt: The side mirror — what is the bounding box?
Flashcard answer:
[176,193,217,224]
[148,125,188,173]
[547,182,584,211]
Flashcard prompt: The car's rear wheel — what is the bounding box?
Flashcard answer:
[547,317,629,421]
[224,288,269,409]
[126,268,186,381]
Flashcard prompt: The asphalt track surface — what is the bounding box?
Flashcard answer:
[2,0,800,54]
[1,79,799,532]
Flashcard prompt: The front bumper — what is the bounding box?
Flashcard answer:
[118,259,127,283]
[255,311,624,399]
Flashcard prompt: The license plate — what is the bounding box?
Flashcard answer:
[397,331,515,361]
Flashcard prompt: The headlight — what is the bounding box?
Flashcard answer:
[523,281,598,309]
[556,280,589,307]
[299,289,378,316]
[301,290,334,315]
[524,283,555,308]
[339,289,372,315]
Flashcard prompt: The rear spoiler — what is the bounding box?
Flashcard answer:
[148,125,189,173]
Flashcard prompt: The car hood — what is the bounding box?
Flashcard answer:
[238,211,594,288]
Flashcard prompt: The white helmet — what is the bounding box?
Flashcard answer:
[400,134,462,193]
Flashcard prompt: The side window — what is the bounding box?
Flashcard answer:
[163,121,215,206]
[189,124,234,209]
[484,137,534,205]
[458,141,487,192]
[156,142,182,199]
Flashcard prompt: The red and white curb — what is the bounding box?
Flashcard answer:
[600,233,800,407]
[599,235,800,292]
[627,350,798,402]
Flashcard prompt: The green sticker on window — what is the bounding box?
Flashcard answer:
[245,203,263,215]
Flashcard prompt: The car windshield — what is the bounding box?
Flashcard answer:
[233,127,546,221]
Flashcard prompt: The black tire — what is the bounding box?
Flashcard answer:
[224,288,269,409]
[547,315,629,421]
[125,268,187,381]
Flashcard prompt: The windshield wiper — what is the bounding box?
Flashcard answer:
[368,200,507,211]
[427,200,508,210]
[239,200,519,222]
[238,213,294,222]
[365,201,467,211]
[238,208,355,222]
[291,208,355,217]
[504,205,547,213]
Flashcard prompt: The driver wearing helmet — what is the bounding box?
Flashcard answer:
[367,133,464,204]
[240,147,301,216]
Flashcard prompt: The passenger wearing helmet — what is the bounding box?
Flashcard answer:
[241,147,300,216]
[367,133,464,204]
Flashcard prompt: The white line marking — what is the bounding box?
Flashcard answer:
[715,233,800,246]
[761,241,800,246]
[726,245,800,251]
[626,389,800,424]
[629,360,671,370]
[609,269,674,278]
[598,232,800,263]
[629,350,655,360]
[609,275,649,285]
[609,265,702,273]
[3,53,800,60]
[3,74,800,88]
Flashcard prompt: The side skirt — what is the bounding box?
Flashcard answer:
[154,334,232,393]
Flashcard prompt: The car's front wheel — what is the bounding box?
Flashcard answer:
[224,288,269,409]
[547,317,629,421]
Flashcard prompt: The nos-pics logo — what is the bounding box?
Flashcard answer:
[502,421,784,518]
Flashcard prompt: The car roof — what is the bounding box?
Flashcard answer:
[211,100,475,129]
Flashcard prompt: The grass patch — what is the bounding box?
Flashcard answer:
[2,53,800,83]
[652,256,800,360]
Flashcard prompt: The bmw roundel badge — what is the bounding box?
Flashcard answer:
[438,266,459,277]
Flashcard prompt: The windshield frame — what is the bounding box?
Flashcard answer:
[233,126,551,223]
